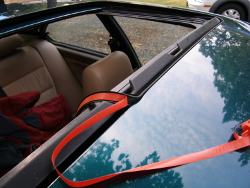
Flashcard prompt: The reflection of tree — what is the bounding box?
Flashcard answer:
[200,26,250,123]
[69,139,183,188]
[124,151,183,188]
[238,150,250,167]
[199,25,250,166]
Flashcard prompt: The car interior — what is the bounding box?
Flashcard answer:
[0,33,134,175]
[0,34,134,111]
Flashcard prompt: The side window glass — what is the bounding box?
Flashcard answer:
[115,16,193,64]
[47,14,110,54]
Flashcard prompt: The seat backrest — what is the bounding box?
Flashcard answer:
[0,34,82,114]
[82,51,133,97]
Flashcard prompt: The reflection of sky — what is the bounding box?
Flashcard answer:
[50,30,250,188]
[103,45,228,163]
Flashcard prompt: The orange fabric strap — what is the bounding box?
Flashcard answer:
[51,92,250,187]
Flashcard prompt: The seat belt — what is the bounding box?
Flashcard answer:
[52,92,250,187]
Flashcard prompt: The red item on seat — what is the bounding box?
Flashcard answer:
[21,95,71,131]
[0,92,71,172]
[0,92,40,116]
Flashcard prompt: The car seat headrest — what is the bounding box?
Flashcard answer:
[82,51,133,97]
